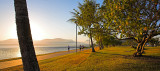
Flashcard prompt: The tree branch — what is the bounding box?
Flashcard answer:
[116,37,139,43]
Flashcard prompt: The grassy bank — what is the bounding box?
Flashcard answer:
[1,46,160,71]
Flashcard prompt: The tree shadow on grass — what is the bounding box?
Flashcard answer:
[83,53,90,54]
[93,52,128,56]
[141,55,160,59]
[124,55,160,61]
[111,54,122,55]
[121,55,160,71]
[124,55,160,60]
[90,52,108,56]
[94,52,108,54]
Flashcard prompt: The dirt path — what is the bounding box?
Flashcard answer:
[0,48,89,69]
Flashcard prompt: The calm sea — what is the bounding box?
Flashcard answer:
[0,46,76,60]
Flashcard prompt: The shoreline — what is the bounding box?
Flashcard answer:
[0,51,64,62]
[0,48,80,62]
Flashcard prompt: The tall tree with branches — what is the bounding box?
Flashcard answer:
[103,0,160,56]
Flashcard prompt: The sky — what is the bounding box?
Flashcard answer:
[0,0,103,42]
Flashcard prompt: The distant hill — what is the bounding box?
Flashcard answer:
[0,39,18,44]
[0,38,88,47]
[35,38,75,44]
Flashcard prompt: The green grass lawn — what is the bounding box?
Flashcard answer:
[1,46,160,71]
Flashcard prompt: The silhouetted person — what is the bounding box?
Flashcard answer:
[68,45,70,52]
[80,47,82,51]
[82,45,84,51]
[80,45,82,51]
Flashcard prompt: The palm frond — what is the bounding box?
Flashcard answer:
[67,18,76,23]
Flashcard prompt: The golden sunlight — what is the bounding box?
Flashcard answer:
[6,22,45,41]
[30,22,45,40]
[16,51,21,57]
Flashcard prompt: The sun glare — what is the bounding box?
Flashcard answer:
[30,22,45,40]
[16,51,21,57]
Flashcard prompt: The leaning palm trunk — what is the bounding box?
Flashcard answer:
[14,0,40,71]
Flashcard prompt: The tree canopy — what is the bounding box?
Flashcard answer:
[102,0,160,56]
[69,0,160,56]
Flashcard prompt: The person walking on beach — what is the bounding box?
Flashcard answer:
[68,45,70,52]
[80,45,82,51]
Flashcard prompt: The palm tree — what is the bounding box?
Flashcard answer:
[68,8,82,52]
[14,0,40,71]
[69,0,99,52]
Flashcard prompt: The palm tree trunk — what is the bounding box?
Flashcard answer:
[14,0,40,71]
[76,23,77,52]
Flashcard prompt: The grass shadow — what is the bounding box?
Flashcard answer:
[124,55,160,60]
[94,52,108,54]
[111,54,122,55]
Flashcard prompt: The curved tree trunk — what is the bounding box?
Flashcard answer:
[100,39,104,49]
[14,0,40,71]
[99,39,103,50]
[98,41,101,50]
[133,43,143,57]
[133,35,149,57]
[141,41,147,53]
[90,30,95,52]
[136,43,141,52]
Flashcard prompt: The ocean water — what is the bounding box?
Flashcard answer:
[0,46,76,60]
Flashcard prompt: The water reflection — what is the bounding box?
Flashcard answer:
[16,49,21,57]
[0,47,76,60]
